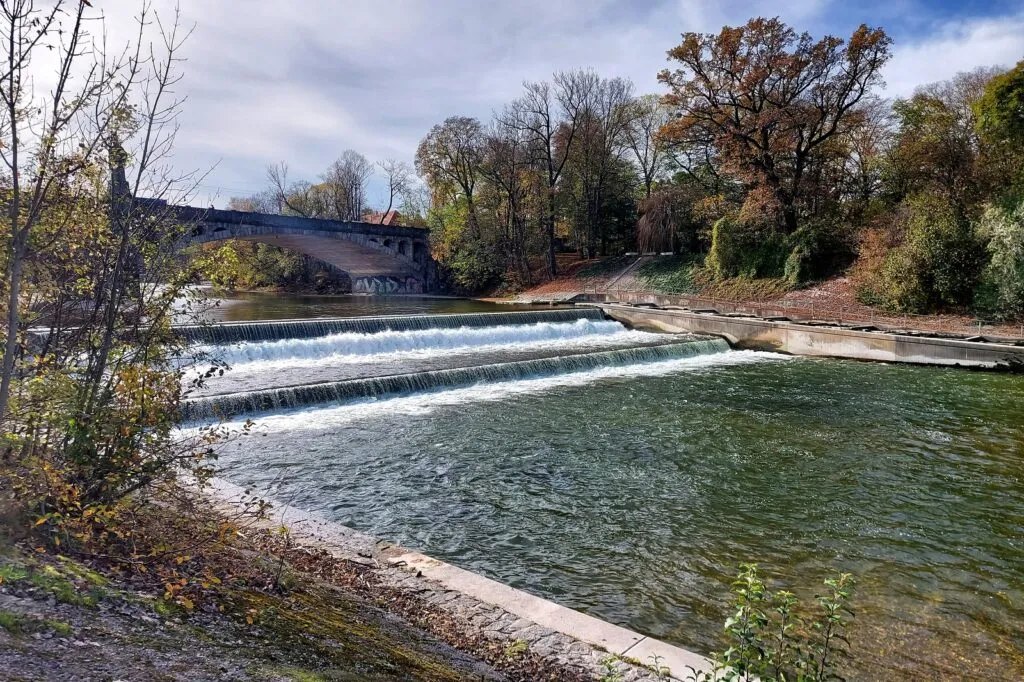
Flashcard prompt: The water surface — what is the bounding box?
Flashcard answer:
[189,303,1024,679]
[190,289,546,322]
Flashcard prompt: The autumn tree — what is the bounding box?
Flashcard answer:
[415,116,485,237]
[504,71,593,275]
[0,0,134,423]
[480,120,533,284]
[974,60,1024,195]
[659,17,892,234]
[886,68,1002,212]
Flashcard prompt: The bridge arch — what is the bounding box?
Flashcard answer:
[153,201,434,294]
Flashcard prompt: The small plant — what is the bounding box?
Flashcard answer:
[0,609,27,633]
[684,564,856,682]
[649,652,671,678]
[599,654,626,682]
[503,638,528,659]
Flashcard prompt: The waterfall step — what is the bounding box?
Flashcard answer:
[181,337,729,422]
[177,308,606,345]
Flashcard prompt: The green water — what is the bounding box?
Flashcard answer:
[217,356,1024,679]
[195,289,546,322]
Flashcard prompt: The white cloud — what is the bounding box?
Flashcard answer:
[884,13,1024,97]
[82,1,1022,207]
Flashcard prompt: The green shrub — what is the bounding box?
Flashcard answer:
[783,218,855,286]
[973,197,1024,319]
[866,195,986,312]
[685,565,857,682]
[427,200,502,292]
[706,216,788,279]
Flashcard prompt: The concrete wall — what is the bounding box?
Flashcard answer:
[597,303,1024,369]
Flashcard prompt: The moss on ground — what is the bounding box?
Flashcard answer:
[0,556,106,607]
[0,609,72,636]
[0,537,488,681]
[223,583,474,682]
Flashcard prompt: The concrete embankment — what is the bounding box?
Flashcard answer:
[591,301,1024,369]
[209,479,710,682]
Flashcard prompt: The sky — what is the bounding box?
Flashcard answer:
[91,0,1024,208]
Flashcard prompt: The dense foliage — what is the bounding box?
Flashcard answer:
[0,2,232,590]
[413,22,1023,319]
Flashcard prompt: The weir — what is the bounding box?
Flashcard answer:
[204,318,631,366]
[181,337,729,422]
[177,307,606,345]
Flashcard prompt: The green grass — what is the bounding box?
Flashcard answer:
[45,619,73,635]
[635,255,704,294]
[503,639,528,659]
[0,563,30,584]
[577,255,637,278]
[0,609,27,633]
[0,559,105,607]
[0,609,72,636]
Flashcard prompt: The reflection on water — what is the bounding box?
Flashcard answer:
[186,288,549,322]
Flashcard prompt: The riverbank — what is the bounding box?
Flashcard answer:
[0,482,698,682]
[594,301,1024,369]
[208,479,708,682]
[512,257,1024,340]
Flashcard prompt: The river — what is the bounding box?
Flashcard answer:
[181,291,1024,680]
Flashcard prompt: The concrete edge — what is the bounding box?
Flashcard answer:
[207,478,711,681]
[597,303,1024,368]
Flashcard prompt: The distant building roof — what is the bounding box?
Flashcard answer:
[364,209,402,226]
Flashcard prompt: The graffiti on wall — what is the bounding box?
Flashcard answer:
[352,276,423,294]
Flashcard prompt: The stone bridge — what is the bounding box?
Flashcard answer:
[143,200,436,294]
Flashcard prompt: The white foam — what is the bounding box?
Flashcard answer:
[194,319,632,368]
[179,350,789,438]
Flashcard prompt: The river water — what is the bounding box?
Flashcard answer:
[183,292,1024,680]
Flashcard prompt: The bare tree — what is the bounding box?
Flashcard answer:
[625,94,672,198]
[266,162,325,217]
[482,118,532,283]
[77,2,200,427]
[571,75,635,257]
[377,158,412,222]
[228,190,278,214]
[506,70,593,276]
[322,150,372,220]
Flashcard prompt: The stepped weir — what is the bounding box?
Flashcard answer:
[177,308,607,345]
[180,338,729,422]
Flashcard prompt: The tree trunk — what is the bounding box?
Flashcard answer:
[547,191,557,278]
[0,238,25,424]
[783,205,799,234]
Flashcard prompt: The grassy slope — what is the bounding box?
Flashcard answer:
[632,255,795,300]
[0,539,490,682]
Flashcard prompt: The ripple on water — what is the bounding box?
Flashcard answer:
[208,353,1024,680]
